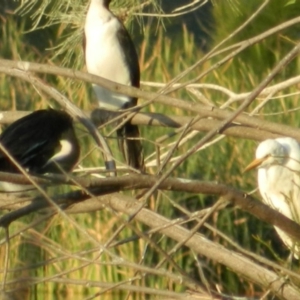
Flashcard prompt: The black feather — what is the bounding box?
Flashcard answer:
[0,109,80,174]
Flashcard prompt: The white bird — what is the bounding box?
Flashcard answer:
[244,137,300,257]
[84,0,144,171]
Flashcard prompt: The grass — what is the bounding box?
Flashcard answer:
[1,1,300,299]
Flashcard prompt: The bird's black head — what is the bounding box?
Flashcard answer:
[104,0,112,8]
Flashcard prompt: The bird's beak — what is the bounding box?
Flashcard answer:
[244,157,266,173]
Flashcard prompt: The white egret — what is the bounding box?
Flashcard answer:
[244,137,300,257]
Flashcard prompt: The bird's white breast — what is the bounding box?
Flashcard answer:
[258,161,300,223]
[85,6,131,109]
[258,167,294,218]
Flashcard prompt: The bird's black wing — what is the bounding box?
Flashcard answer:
[116,22,144,171]
[0,110,76,173]
[116,23,140,92]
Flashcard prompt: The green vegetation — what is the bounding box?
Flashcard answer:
[1,0,300,299]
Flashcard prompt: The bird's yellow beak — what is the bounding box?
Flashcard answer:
[244,157,266,173]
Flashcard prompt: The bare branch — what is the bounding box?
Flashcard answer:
[1,59,300,141]
[0,110,281,142]
[1,174,300,247]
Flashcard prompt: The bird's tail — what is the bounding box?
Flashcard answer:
[117,123,144,172]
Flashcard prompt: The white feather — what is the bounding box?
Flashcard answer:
[48,140,73,164]
[85,0,131,109]
[247,137,300,257]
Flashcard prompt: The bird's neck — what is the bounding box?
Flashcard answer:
[87,0,113,24]
[89,0,110,10]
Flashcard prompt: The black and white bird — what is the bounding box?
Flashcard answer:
[84,0,144,171]
[0,109,80,191]
[245,137,300,257]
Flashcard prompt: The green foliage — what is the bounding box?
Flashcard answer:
[213,0,300,74]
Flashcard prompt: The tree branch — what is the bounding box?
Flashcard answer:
[1,59,300,140]
[1,173,300,246]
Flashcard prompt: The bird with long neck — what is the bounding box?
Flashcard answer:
[245,137,300,258]
[84,0,144,172]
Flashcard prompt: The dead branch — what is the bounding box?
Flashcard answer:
[0,110,282,142]
[1,173,300,247]
[1,188,300,298]
[1,59,300,140]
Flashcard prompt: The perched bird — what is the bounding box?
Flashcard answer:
[84,0,144,171]
[0,109,80,191]
[244,137,300,257]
